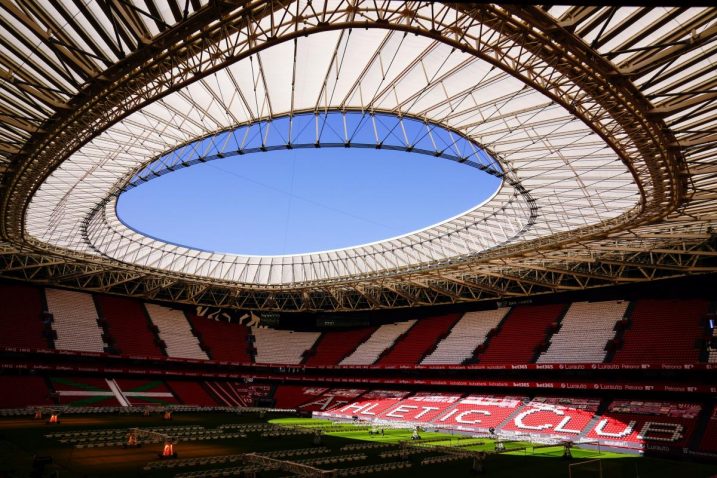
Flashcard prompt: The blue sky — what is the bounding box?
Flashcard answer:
[117,147,500,255]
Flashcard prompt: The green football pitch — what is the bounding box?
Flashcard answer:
[1,412,716,478]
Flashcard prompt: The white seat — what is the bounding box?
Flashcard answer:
[421,309,509,364]
[340,320,416,365]
[46,289,106,353]
[145,303,208,360]
[537,300,628,363]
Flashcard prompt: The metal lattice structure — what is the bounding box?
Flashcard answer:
[0,2,716,311]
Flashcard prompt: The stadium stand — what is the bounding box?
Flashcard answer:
[376,314,461,366]
[188,314,252,362]
[340,320,416,365]
[303,327,377,366]
[501,397,600,439]
[252,327,320,364]
[145,303,209,360]
[205,382,272,407]
[612,299,708,364]
[96,295,163,357]
[584,400,701,450]
[320,390,412,419]
[537,301,628,363]
[376,392,462,423]
[50,377,121,407]
[477,304,565,364]
[320,391,528,434]
[0,376,52,408]
[432,395,526,433]
[45,289,106,353]
[421,309,509,365]
[707,327,717,363]
[273,386,330,409]
[698,406,717,454]
[0,283,47,349]
[295,389,367,413]
[166,381,219,406]
[113,378,178,406]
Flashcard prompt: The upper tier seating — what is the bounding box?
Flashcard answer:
[0,283,47,349]
[145,304,209,360]
[0,376,52,408]
[97,295,163,357]
[611,299,708,364]
[707,327,717,363]
[188,314,252,362]
[340,320,416,365]
[537,301,628,363]
[584,400,701,450]
[304,327,377,366]
[252,327,320,364]
[698,406,717,453]
[477,304,564,364]
[167,381,219,406]
[421,309,509,365]
[45,289,106,353]
[376,314,462,366]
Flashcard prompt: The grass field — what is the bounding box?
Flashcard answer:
[0,412,715,478]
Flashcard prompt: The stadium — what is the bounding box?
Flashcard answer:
[1,2,717,477]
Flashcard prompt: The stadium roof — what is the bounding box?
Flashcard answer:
[0,2,716,311]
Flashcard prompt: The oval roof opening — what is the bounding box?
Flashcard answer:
[116,112,502,256]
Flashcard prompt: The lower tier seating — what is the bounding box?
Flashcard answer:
[113,378,178,406]
[318,392,527,434]
[293,389,367,413]
[50,377,177,407]
[320,390,412,419]
[166,381,219,406]
[500,397,600,439]
[50,376,121,407]
[430,395,526,433]
[204,382,272,407]
[273,385,331,409]
[317,390,702,453]
[375,392,462,423]
[584,400,701,450]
